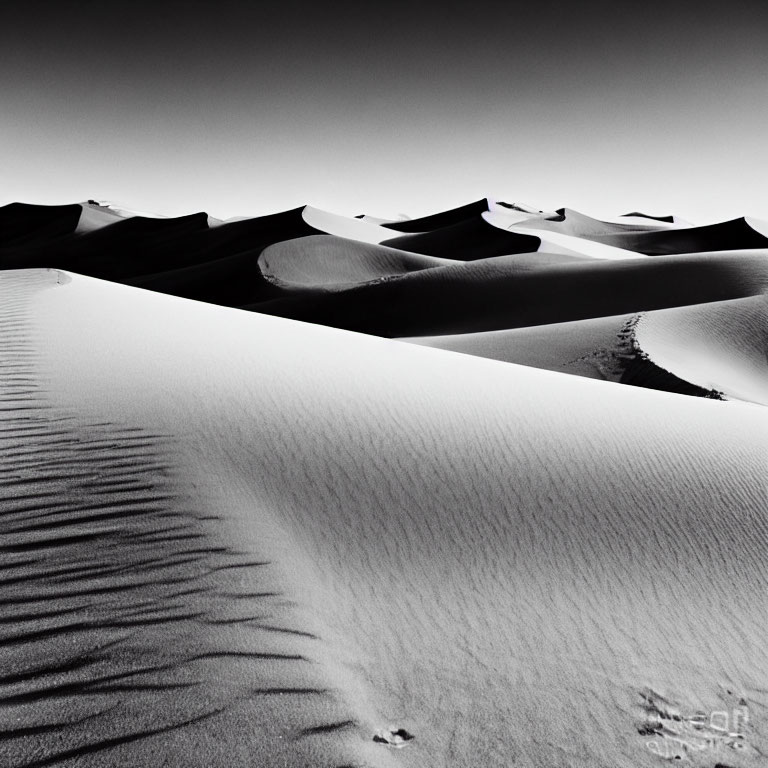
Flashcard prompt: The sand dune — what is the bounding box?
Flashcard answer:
[0,206,318,281]
[126,248,281,306]
[1,193,767,768]
[301,206,397,244]
[483,211,646,260]
[404,295,768,402]
[488,199,560,218]
[0,203,410,282]
[49,194,765,407]
[514,208,768,254]
[379,198,491,232]
[615,212,691,227]
[515,208,692,237]
[632,295,768,405]
[74,202,127,234]
[2,198,767,392]
[380,214,543,259]
[403,313,638,381]
[378,198,560,234]
[379,207,707,261]
[0,203,82,248]
[1,268,765,768]
[259,235,454,287]
[252,248,768,336]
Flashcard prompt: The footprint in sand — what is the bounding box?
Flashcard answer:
[373,727,414,748]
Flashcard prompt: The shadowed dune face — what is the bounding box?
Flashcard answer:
[606,217,768,254]
[380,215,542,259]
[378,199,491,232]
[0,206,320,279]
[2,269,763,767]
[125,247,283,306]
[0,201,766,380]
[0,204,82,248]
[0,204,332,308]
[251,249,768,337]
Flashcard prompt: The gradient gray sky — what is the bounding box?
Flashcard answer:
[2,0,767,222]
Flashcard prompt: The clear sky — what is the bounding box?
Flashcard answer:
[2,0,767,222]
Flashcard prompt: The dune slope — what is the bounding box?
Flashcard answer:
[403,313,638,381]
[380,215,541,259]
[259,235,454,287]
[633,295,768,405]
[0,269,766,767]
[404,294,768,403]
[379,199,491,232]
[251,249,768,336]
[0,203,82,248]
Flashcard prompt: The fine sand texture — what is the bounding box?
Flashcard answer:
[259,235,454,287]
[0,268,766,767]
[403,313,640,382]
[404,298,768,402]
[633,295,768,405]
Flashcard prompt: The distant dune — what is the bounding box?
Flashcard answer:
[379,198,491,232]
[0,203,82,247]
[260,235,454,287]
[252,248,768,337]
[0,197,767,766]
[380,214,542,259]
[1,197,766,392]
[513,208,768,254]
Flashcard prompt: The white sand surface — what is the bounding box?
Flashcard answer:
[1,269,765,767]
[302,205,397,244]
[403,313,637,380]
[635,295,768,405]
[75,202,126,234]
[404,293,768,402]
[483,211,647,260]
[745,217,768,237]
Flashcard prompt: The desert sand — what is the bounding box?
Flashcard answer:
[259,235,454,287]
[0,198,766,767]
